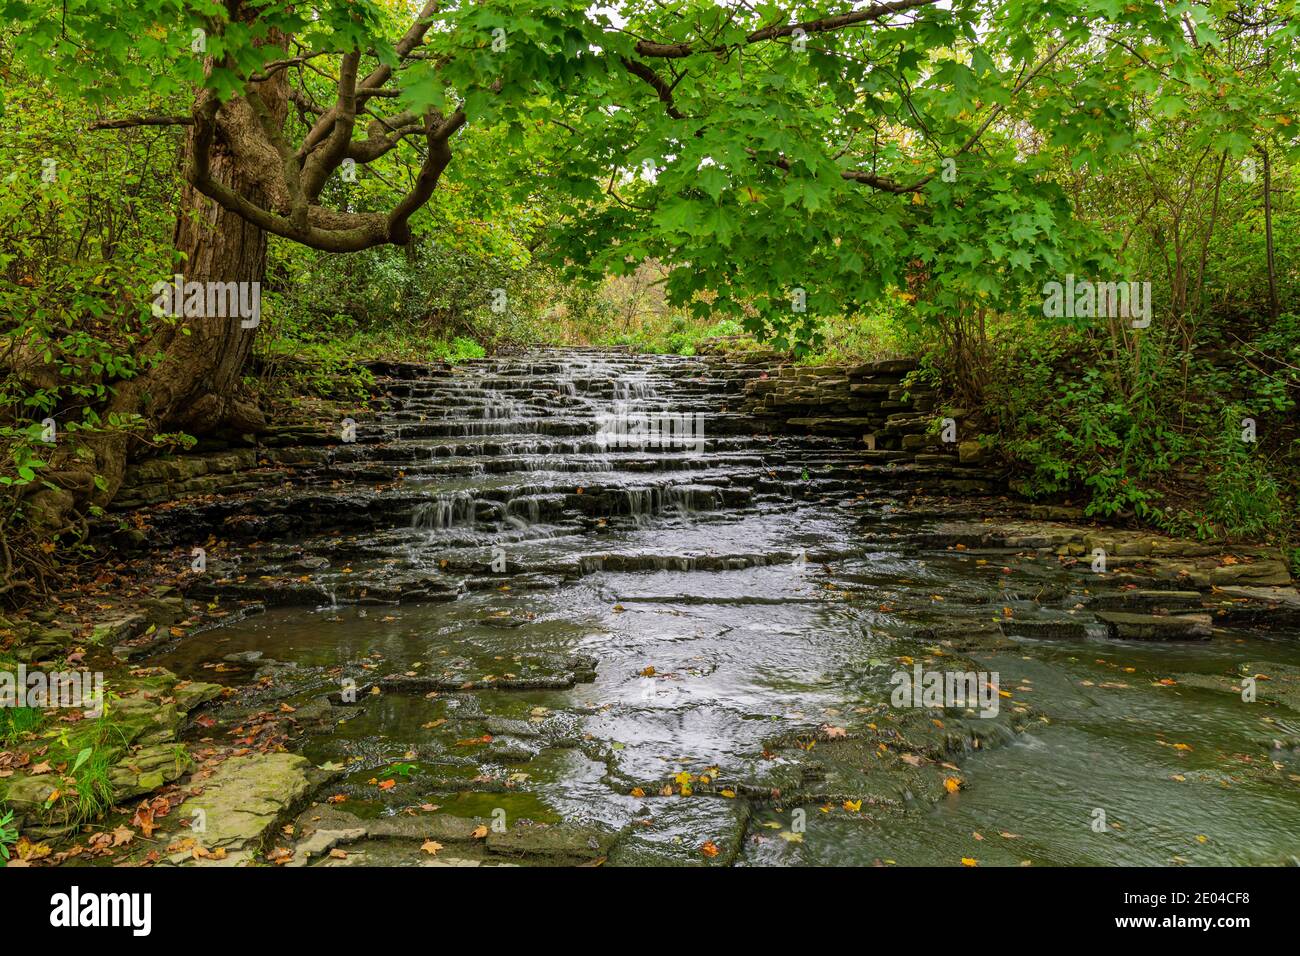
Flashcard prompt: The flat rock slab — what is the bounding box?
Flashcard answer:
[486,820,615,864]
[314,844,511,866]
[291,803,489,845]
[287,804,608,866]
[1214,586,1300,607]
[1204,586,1300,630]
[287,827,367,867]
[1175,661,1300,714]
[1097,611,1212,641]
[174,752,314,863]
[1207,560,1293,588]
[90,612,149,645]
[1001,619,1090,641]
[608,797,750,867]
[109,744,192,802]
[379,653,597,692]
[787,417,881,435]
[1086,590,1205,612]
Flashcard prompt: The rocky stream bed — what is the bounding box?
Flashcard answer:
[4,347,1300,867]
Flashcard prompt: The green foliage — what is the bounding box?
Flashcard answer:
[0,808,16,860]
[0,704,44,746]
[0,676,127,827]
[797,304,914,366]
[635,317,739,356]
[252,306,378,402]
[451,0,1289,351]
[6,0,1298,357]
[982,310,1296,542]
[1,0,1297,567]
[39,706,132,825]
[1203,408,1286,541]
[0,424,50,489]
[0,60,179,590]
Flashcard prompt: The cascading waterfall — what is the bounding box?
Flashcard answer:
[614,373,654,401]
[670,485,716,513]
[623,487,659,519]
[383,354,741,555]
[412,491,476,533]
[506,495,542,526]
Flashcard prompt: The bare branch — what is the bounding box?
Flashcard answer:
[300,50,362,200]
[633,0,939,58]
[357,0,442,99]
[88,115,193,131]
[621,57,686,119]
[387,109,465,242]
[841,38,1075,193]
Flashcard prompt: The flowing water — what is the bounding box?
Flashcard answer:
[152,349,1300,866]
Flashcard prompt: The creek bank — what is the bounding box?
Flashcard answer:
[4,346,1298,867]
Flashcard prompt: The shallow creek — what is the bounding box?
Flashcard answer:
[149,350,1300,866]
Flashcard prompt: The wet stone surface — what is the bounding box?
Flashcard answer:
[103,347,1300,866]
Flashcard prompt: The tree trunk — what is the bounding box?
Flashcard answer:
[95,125,272,494]
[27,101,281,528]
[133,151,269,435]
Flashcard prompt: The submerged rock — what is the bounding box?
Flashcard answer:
[1096,611,1213,641]
[608,798,751,867]
[379,653,598,692]
[487,820,616,864]
[1001,619,1090,641]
